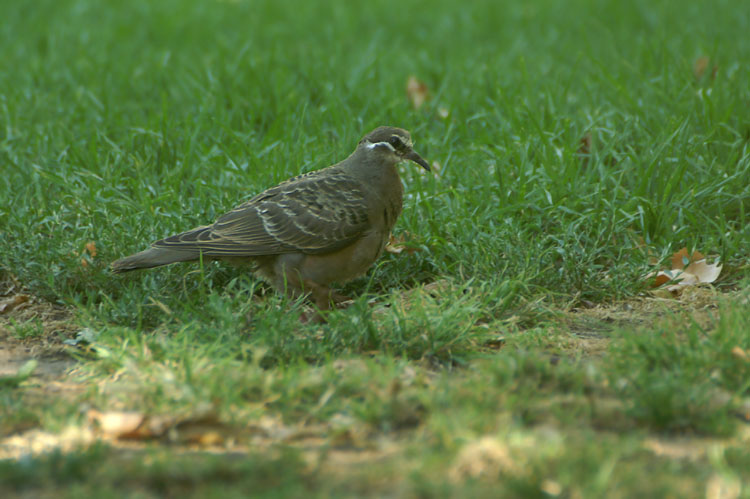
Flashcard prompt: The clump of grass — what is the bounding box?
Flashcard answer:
[608,299,750,435]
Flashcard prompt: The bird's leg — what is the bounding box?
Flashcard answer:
[304,281,355,310]
[300,309,326,324]
[285,268,351,322]
[294,279,330,324]
[303,280,334,310]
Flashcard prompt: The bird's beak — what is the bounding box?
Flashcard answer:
[404,149,431,171]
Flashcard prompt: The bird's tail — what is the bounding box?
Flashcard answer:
[110,247,199,273]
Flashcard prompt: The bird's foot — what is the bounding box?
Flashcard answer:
[330,291,354,308]
[300,308,327,324]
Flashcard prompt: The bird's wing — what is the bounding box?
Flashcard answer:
[152,170,371,256]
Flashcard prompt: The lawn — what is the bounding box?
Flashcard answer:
[2,0,750,496]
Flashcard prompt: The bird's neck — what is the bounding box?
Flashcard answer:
[339,150,403,229]
[343,149,401,192]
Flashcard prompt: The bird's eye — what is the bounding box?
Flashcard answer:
[388,136,404,149]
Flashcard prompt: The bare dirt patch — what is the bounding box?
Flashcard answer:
[561,285,725,351]
[1,274,78,382]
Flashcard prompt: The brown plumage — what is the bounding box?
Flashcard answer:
[111,126,430,315]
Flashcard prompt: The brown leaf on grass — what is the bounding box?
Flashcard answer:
[541,480,563,496]
[0,294,30,315]
[577,133,591,156]
[385,232,420,255]
[79,241,98,269]
[88,409,224,444]
[647,247,722,294]
[88,410,145,438]
[683,258,722,284]
[672,247,721,284]
[84,241,97,257]
[671,247,704,270]
[406,76,429,109]
[651,273,671,288]
[693,56,719,82]
[693,56,710,79]
[731,346,749,362]
[576,133,592,167]
[450,437,518,481]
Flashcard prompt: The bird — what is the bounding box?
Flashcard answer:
[111,126,430,317]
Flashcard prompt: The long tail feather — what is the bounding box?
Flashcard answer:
[110,247,198,273]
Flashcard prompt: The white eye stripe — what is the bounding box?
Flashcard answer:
[366,141,396,152]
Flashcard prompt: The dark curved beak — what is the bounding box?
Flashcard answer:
[404,149,430,171]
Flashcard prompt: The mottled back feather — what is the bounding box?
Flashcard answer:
[151,167,370,256]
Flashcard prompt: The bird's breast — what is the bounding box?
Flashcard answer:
[372,168,404,231]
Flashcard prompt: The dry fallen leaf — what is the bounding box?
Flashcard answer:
[406,76,429,109]
[88,410,146,438]
[84,241,97,257]
[650,272,671,288]
[450,437,518,481]
[540,480,563,496]
[576,133,593,168]
[693,56,710,79]
[0,294,30,315]
[693,56,719,81]
[731,346,749,362]
[647,247,721,294]
[88,408,224,444]
[692,57,718,81]
[671,247,704,270]
[577,132,591,157]
[684,258,722,284]
[79,241,98,269]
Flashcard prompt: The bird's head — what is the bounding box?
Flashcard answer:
[359,126,430,171]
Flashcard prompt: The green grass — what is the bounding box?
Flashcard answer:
[2,0,750,496]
